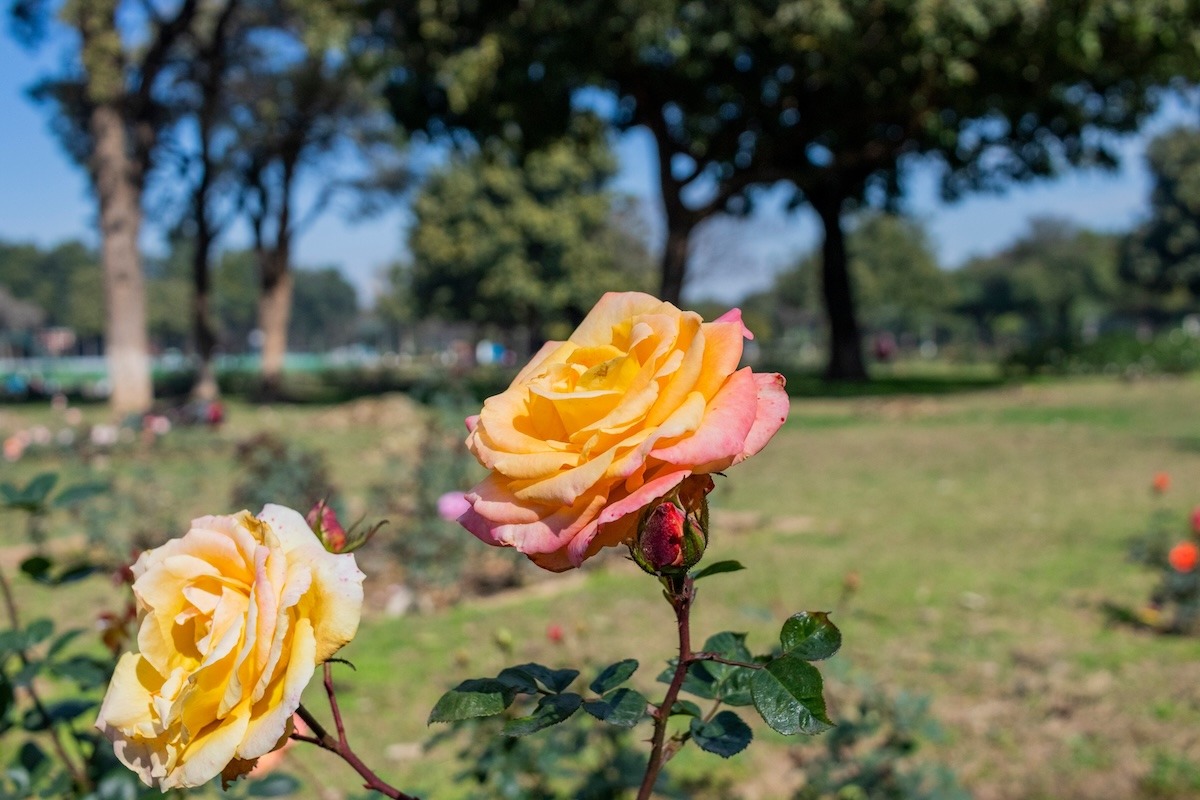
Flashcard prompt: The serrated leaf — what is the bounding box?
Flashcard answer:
[780,612,842,661]
[513,663,579,693]
[52,482,109,509]
[589,659,638,694]
[667,632,756,705]
[750,654,832,735]
[428,679,515,724]
[689,711,752,757]
[19,556,52,583]
[670,699,702,717]
[247,772,302,796]
[691,560,745,581]
[501,692,582,736]
[582,688,646,728]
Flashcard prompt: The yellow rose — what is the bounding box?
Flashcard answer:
[459,291,789,571]
[96,505,365,789]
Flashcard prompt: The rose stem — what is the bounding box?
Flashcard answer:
[636,574,695,800]
[293,665,420,800]
[0,564,92,793]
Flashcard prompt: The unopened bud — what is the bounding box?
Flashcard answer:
[307,500,347,553]
[631,475,712,576]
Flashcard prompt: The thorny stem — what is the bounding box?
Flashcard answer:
[0,564,93,793]
[292,663,419,800]
[636,575,695,800]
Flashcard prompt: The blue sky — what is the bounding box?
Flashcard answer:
[0,31,1191,305]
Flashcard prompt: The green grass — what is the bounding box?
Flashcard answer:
[3,376,1200,798]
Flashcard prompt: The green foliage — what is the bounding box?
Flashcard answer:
[691,560,745,581]
[689,711,753,758]
[230,433,338,514]
[1119,501,1200,635]
[792,680,970,800]
[1123,126,1200,302]
[439,713,701,800]
[404,120,653,338]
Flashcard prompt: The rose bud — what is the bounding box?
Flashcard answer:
[1191,506,1200,536]
[307,499,347,553]
[1152,472,1171,494]
[631,476,712,576]
[1169,541,1198,573]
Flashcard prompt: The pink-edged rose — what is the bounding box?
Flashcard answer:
[458,291,789,571]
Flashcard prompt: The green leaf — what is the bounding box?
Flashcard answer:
[780,612,842,661]
[47,629,85,659]
[44,698,97,723]
[501,692,582,736]
[17,741,47,778]
[0,483,18,505]
[428,679,515,724]
[513,663,579,693]
[52,481,109,509]
[495,666,541,695]
[247,772,302,797]
[19,556,52,583]
[55,562,97,585]
[691,560,746,581]
[583,688,647,728]
[589,659,638,694]
[25,619,53,646]
[19,473,58,509]
[670,699,703,718]
[750,654,832,735]
[689,711,753,758]
[50,656,111,689]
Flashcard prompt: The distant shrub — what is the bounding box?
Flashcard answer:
[1006,330,1200,376]
[792,678,971,800]
[230,433,338,514]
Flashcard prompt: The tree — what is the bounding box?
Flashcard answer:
[361,0,1200,380]
[228,38,402,395]
[1122,126,1200,307]
[404,122,654,346]
[14,0,217,413]
[956,218,1120,346]
[772,212,948,346]
[289,268,360,352]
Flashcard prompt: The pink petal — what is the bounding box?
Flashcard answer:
[465,415,479,433]
[734,372,789,465]
[650,368,759,469]
[714,307,754,340]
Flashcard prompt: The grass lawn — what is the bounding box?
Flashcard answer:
[2,375,1200,799]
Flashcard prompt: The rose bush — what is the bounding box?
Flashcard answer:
[95,504,365,789]
[459,291,789,571]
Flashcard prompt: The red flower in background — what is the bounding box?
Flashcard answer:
[1168,541,1198,573]
[1191,506,1200,535]
[1152,472,1171,494]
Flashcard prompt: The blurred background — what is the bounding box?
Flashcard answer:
[3,2,1200,799]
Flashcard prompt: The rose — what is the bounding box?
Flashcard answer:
[1169,541,1198,573]
[458,291,789,571]
[96,505,365,789]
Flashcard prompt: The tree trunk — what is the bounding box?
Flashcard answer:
[659,224,691,307]
[191,234,219,401]
[814,196,868,382]
[258,247,292,396]
[90,102,154,415]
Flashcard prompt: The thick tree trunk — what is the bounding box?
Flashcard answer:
[90,102,154,415]
[258,247,292,396]
[659,225,691,307]
[814,196,868,382]
[191,238,219,401]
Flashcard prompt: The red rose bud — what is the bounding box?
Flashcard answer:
[306,500,347,553]
[546,623,564,644]
[1152,472,1171,494]
[631,477,711,576]
[1169,541,1198,573]
[1191,506,1200,535]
